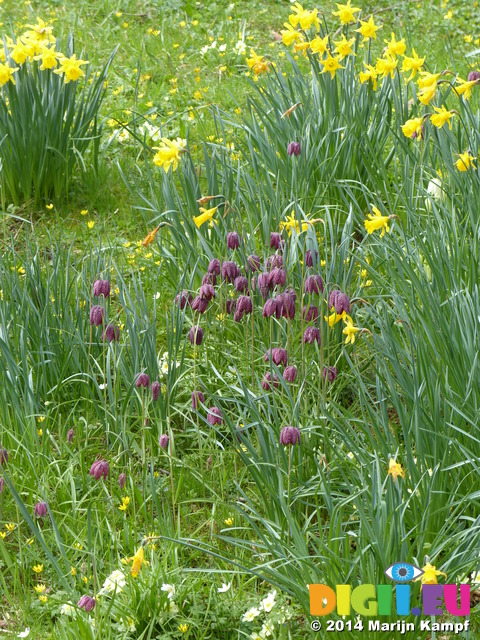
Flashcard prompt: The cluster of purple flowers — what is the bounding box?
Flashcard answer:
[190,389,224,427]
[135,373,161,402]
[90,279,120,344]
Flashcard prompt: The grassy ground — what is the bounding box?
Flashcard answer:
[0,1,480,639]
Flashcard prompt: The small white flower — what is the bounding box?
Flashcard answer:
[161,361,169,375]
[219,44,227,52]
[347,452,354,460]
[260,621,274,637]
[471,570,480,584]
[17,630,30,639]
[242,607,260,622]
[98,569,126,595]
[261,590,276,613]
[161,583,176,599]
[427,177,443,200]
[99,383,107,390]
[217,582,231,593]
[60,603,75,616]
[155,292,161,300]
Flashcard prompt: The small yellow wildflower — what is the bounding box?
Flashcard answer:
[119,496,130,512]
[131,544,145,578]
[5,523,15,532]
[39,595,48,603]
[34,584,46,593]
[33,564,44,573]
[224,517,234,526]
[80,209,88,216]
[0,532,6,539]
[178,624,189,633]
[70,566,77,576]
[87,220,95,229]
[45,203,54,210]
[387,458,405,482]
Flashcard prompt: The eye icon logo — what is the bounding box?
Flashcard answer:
[384,563,424,583]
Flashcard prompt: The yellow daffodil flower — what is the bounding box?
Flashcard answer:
[430,106,454,130]
[333,1,361,25]
[401,49,425,80]
[359,63,378,90]
[53,54,87,83]
[342,316,360,345]
[356,16,380,42]
[193,205,218,228]
[281,23,302,47]
[324,310,347,327]
[309,35,329,55]
[289,3,320,30]
[388,458,405,481]
[246,49,269,75]
[455,78,479,100]
[417,72,441,89]
[376,54,397,79]
[0,63,19,86]
[418,85,437,106]
[321,53,344,78]
[455,151,476,171]
[401,117,423,139]
[33,46,59,70]
[152,137,186,173]
[333,35,355,60]
[364,206,391,237]
[419,562,447,585]
[279,212,311,235]
[384,33,406,57]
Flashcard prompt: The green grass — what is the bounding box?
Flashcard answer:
[1,1,480,638]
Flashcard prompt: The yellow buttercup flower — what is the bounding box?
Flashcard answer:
[356,16,380,42]
[342,317,360,345]
[193,206,218,228]
[33,564,44,573]
[87,220,95,229]
[178,624,189,633]
[224,517,234,526]
[364,206,391,237]
[53,54,87,83]
[5,523,15,532]
[131,544,145,578]
[0,532,6,540]
[321,53,343,79]
[34,584,46,593]
[39,595,48,603]
[401,117,423,139]
[455,151,476,172]
[152,137,186,173]
[387,458,405,482]
[419,562,446,585]
[119,496,130,511]
[430,106,454,130]
[333,1,361,24]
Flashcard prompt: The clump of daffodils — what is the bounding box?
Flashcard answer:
[0,18,88,87]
